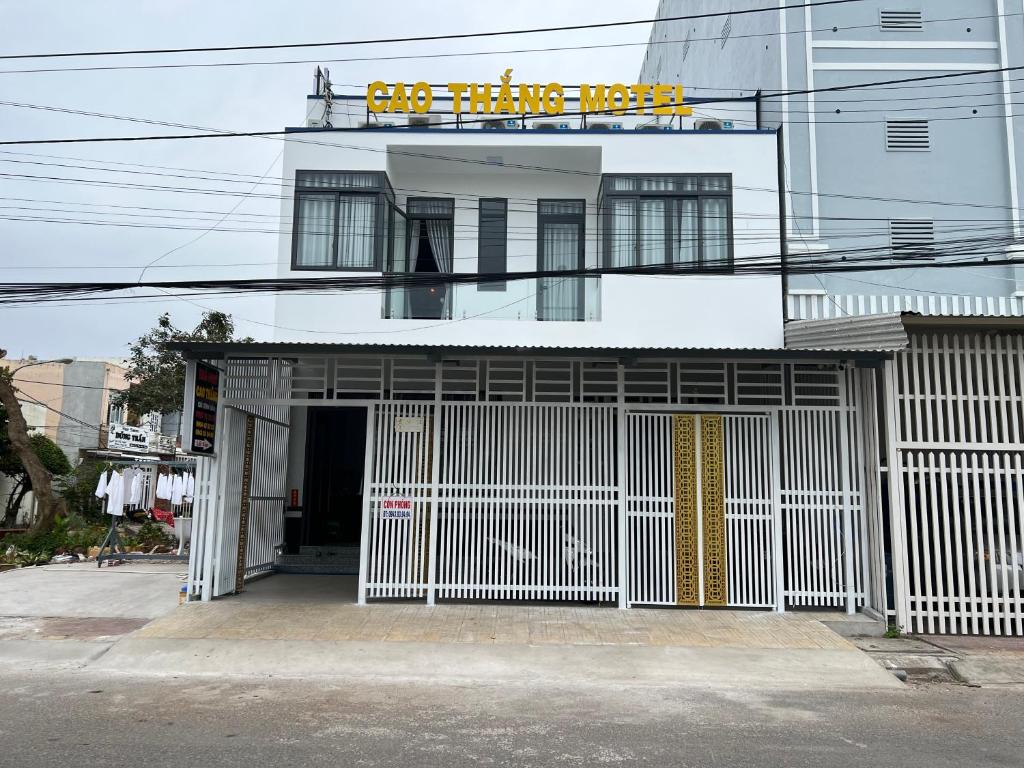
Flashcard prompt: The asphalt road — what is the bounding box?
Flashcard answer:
[1,670,1022,767]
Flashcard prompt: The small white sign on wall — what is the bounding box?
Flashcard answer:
[381,497,413,519]
[394,416,424,433]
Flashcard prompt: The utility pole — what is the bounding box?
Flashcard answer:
[0,350,68,534]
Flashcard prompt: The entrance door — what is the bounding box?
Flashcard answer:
[302,407,368,547]
[626,412,777,608]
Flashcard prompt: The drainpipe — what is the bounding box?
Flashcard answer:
[776,126,789,322]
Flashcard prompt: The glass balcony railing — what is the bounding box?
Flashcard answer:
[383,277,601,322]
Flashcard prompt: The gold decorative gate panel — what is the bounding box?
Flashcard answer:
[672,414,726,607]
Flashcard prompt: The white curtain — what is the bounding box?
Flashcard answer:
[638,199,666,266]
[701,198,729,266]
[388,219,418,319]
[540,222,579,321]
[609,199,635,268]
[337,195,376,269]
[295,194,335,268]
[672,199,698,266]
[424,219,452,273]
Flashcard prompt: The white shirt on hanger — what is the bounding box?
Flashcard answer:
[130,471,143,506]
[105,471,125,517]
[170,474,185,506]
[184,471,195,502]
[94,469,108,499]
[156,473,170,500]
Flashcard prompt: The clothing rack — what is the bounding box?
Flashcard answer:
[94,458,197,567]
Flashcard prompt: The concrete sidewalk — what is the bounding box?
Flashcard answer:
[0,561,185,669]
[87,574,902,690]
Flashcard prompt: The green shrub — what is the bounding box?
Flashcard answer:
[4,514,107,562]
[58,461,109,520]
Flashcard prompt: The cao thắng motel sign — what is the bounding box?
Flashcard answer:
[367,70,694,117]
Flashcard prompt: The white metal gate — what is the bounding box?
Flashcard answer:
[433,403,619,602]
[887,332,1024,635]
[779,408,863,608]
[243,415,290,579]
[625,412,777,608]
[362,402,434,599]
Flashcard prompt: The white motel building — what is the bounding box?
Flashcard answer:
[173,76,894,623]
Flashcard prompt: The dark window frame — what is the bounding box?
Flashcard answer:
[477,197,508,292]
[599,173,734,272]
[383,196,455,320]
[290,170,393,272]
[537,198,587,322]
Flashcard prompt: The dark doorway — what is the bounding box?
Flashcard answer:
[301,407,368,547]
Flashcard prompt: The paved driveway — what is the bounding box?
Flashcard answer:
[0,562,184,666]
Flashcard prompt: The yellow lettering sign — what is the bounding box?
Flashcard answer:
[365,74,693,118]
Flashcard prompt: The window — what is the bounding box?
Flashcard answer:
[291,171,392,270]
[478,198,507,291]
[537,200,586,321]
[886,119,930,151]
[880,9,923,31]
[385,197,454,319]
[600,175,732,270]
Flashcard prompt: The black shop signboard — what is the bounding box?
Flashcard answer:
[183,361,220,455]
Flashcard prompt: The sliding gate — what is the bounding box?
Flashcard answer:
[362,402,620,602]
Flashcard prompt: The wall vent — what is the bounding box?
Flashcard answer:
[720,15,732,48]
[889,219,935,255]
[880,9,923,31]
[681,31,691,62]
[885,118,930,151]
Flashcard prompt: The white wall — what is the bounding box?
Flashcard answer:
[273,130,783,350]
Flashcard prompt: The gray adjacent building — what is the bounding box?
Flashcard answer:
[641,0,1024,318]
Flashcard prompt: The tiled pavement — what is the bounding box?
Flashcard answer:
[138,576,854,651]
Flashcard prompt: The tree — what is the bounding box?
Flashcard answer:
[0,361,68,535]
[0,404,72,526]
[113,311,250,416]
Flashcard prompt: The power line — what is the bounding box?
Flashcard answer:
[1,236,1018,306]
[0,1,866,61]
[13,377,126,391]
[1,60,1022,146]
[0,6,1013,78]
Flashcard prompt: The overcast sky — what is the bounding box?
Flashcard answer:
[0,0,657,359]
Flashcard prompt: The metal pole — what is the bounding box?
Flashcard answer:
[356,405,376,606]
[615,362,628,608]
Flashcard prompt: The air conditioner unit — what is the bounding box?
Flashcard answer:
[636,123,672,131]
[482,119,519,130]
[357,121,395,129]
[587,122,623,131]
[695,119,723,131]
[408,114,443,128]
[533,121,571,130]
[307,118,325,128]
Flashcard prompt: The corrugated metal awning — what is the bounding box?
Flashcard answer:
[166,340,889,362]
[784,313,909,352]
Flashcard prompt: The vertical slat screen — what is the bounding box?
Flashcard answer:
[723,415,776,608]
[434,403,619,601]
[626,413,676,605]
[779,407,863,608]
[365,402,434,598]
[891,331,1024,635]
